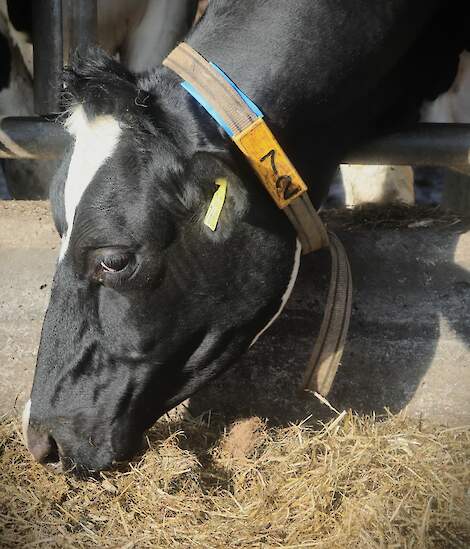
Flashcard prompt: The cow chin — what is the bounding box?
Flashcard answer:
[23,325,250,475]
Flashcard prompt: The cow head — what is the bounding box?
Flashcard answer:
[24,49,299,475]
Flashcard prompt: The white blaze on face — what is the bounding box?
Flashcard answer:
[250,239,302,347]
[22,399,31,447]
[59,106,122,260]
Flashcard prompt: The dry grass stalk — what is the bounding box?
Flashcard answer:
[0,411,469,548]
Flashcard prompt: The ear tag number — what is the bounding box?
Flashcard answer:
[204,178,228,231]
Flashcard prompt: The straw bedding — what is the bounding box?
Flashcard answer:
[0,411,469,548]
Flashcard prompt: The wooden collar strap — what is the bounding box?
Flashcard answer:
[163,43,352,396]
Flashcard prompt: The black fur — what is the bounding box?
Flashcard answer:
[28,0,470,474]
[6,0,32,39]
[0,32,11,91]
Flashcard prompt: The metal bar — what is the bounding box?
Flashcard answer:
[1,120,470,168]
[0,117,71,159]
[344,124,470,167]
[32,0,63,114]
[69,0,97,56]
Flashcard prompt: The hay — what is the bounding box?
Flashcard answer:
[1,411,469,548]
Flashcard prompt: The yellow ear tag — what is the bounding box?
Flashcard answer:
[203,178,227,231]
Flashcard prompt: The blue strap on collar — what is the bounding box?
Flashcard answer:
[181,62,263,137]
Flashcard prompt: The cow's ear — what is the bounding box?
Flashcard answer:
[184,152,249,238]
[63,47,138,118]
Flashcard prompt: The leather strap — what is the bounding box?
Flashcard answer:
[164,43,352,396]
[164,43,259,135]
[301,232,353,395]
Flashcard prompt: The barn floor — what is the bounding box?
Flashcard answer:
[0,201,469,546]
[1,201,469,423]
[0,201,57,416]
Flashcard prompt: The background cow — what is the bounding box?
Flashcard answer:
[341,46,470,209]
[0,0,198,198]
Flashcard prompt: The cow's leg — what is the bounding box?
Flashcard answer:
[341,164,415,207]
[421,51,470,124]
[441,169,470,214]
[421,50,470,213]
[91,0,146,61]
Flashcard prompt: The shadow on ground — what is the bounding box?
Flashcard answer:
[188,207,470,427]
[1,204,468,427]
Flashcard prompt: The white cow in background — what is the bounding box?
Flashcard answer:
[341,50,470,208]
[64,0,197,72]
[421,51,470,124]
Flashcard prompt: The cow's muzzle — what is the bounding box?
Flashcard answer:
[22,399,145,476]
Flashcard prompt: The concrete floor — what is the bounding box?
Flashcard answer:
[1,201,469,426]
[0,201,58,416]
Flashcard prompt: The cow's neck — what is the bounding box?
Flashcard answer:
[152,0,465,205]
[187,0,439,132]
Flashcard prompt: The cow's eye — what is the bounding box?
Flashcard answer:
[100,254,130,273]
[91,249,135,284]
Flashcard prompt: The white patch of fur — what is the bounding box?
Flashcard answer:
[59,106,122,260]
[250,239,302,347]
[421,51,470,123]
[22,399,31,447]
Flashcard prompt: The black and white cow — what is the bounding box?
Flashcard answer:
[24,0,470,475]
[6,0,198,71]
[0,4,41,198]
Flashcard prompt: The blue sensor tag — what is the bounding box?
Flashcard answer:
[181,63,263,137]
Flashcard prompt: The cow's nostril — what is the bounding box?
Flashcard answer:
[41,435,60,465]
[27,428,60,465]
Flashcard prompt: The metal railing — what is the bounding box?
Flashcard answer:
[0,0,469,176]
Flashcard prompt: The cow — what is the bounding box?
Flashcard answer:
[6,0,198,71]
[0,4,41,198]
[0,0,198,198]
[23,0,470,475]
[341,49,470,209]
[422,50,470,123]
